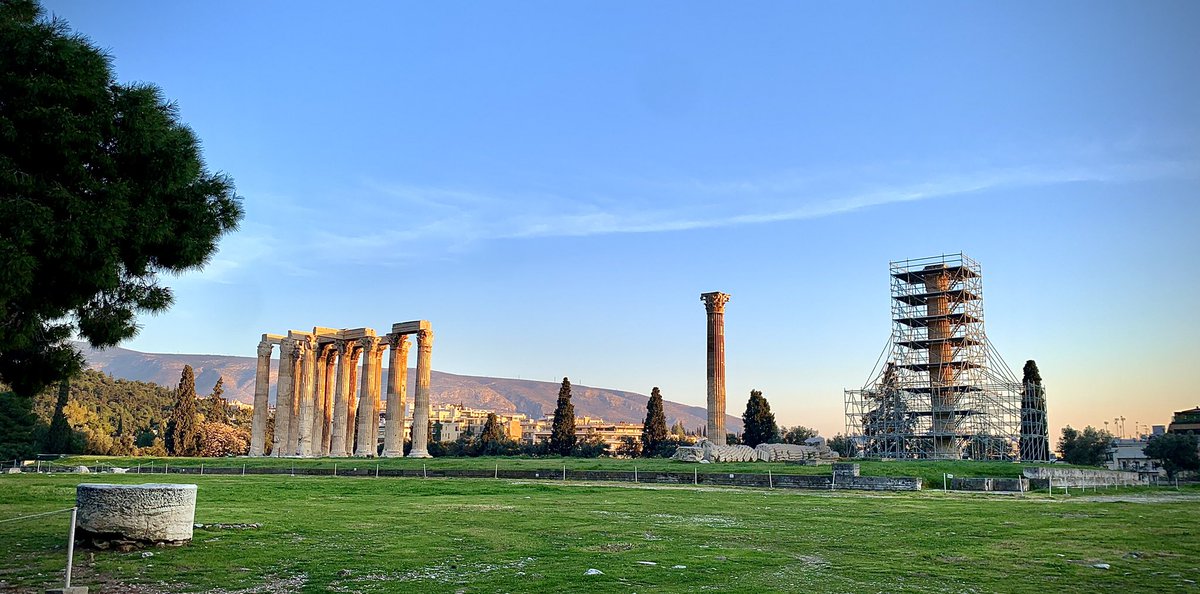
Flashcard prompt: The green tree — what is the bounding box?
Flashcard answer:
[42,379,74,453]
[0,0,243,401]
[166,366,201,456]
[641,387,669,457]
[1057,425,1112,466]
[0,391,37,460]
[780,425,818,445]
[670,419,687,438]
[202,377,228,424]
[1144,433,1200,479]
[549,377,576,456]
[827,433,854,458]
[741,389,778,448]
[615,436,641,458]
[477,413,508,456]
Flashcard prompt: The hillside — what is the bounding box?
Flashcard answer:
[77,343,742,432]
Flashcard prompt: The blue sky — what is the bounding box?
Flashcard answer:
[45,1,1200,438]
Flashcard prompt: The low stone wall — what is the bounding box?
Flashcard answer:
[1022,466,1142,488]
[950,477,1030,492]
[34,465,923,492]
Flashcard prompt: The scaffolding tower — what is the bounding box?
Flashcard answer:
[844,253,1023,460]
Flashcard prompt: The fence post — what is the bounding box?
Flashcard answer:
[693,468,697,486]
[64,506,78,589]
[200,464,204,476]
[494,463,498,480]
[634,467,638,483]
[423,463,427,479]
[333,463,337,477]
[768,469,773,489]
[375,464,379,478]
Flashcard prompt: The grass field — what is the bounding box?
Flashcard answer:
[1,468,1197,593]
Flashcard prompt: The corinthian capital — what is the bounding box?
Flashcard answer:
[257,340,274,358]
[417,328,434,350]
[701,291,731,314]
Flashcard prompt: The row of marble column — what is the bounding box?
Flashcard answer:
[248,327,434,458]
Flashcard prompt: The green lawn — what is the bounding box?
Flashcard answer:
[1,472,1196,593]
[50,455,1062,490]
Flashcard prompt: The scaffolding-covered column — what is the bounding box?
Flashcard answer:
[923,266,957,459]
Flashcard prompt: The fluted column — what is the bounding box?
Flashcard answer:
[318,347,337,456]
[354,337,382,457]
[250,339,273,456]
[286,338,311,456]
[345,344,362,455]
[701,292,730,446]
[309,344,332,457]
[272,339,298,457]
[407,327,434,458]
[296,338,319,457]
[382,334,410,457]
[329,340,352,457]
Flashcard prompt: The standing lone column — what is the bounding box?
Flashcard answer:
[382,334,410,457]
[701,292,730,446]
[249,338,273,456]
[329,340,352,457]
[407,327,434,458]
[355,337,382,457]
[272,339,298,457]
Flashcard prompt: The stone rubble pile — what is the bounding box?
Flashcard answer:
[670,439,838,463]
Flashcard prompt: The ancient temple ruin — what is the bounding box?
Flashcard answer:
[249,321,434,458]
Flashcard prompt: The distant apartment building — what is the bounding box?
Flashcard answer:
[429,403,526,442]
[1167,407,1200,435]
[521,416,644,449]
[1105,438,1163,477]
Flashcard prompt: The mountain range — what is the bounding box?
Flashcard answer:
[77,343,741,432]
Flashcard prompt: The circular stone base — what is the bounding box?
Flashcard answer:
[76,483,197,548]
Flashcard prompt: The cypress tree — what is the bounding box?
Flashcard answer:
[43,379,74,454]
[478,413,507,455]
[741,389,778,448]
[207,377,227,423]
[641,387,669,457]
[166,365,201,456]
[549,377,576,456]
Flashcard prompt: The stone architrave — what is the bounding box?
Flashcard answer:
[249,338,273,456]
[382,334,410,457]
[407,327,434,458]
[354,337,382,457]
[328,340,353,457]
[309,344,332,457]
[271,339,298,457]
[701,292,730,446]
[296,337,319,457]
[317,346,338,456]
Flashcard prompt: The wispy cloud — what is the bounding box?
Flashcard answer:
[182,154,1198,277]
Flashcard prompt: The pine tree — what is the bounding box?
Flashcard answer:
[641,387,669,457]
[0,1,243,399]
[166,365,201,456]
[741,389,778,448]
[549,377,576,456]
[478,413,507,455]
[43,379,74,453]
